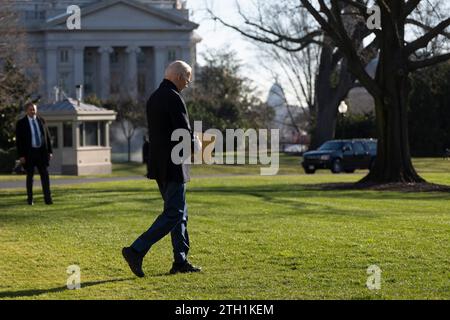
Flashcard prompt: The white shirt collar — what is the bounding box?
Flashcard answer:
[27,115,37,120]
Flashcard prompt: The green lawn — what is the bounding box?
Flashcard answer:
[114,153,304,177]
[0,169,449,299]
[1,155,448,181]
[0,153,302,181]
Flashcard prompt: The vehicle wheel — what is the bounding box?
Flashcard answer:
[331,159,343,174]
[304,167,316,174]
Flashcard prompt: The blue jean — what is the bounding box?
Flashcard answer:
[131,180,189,264]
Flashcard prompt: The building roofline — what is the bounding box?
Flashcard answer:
[44,0,199,30]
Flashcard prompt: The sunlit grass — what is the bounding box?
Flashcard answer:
[0,171,449,300]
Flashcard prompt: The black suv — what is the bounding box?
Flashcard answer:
[302,139,377,174]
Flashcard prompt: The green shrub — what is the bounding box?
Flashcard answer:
[335,112,377,140]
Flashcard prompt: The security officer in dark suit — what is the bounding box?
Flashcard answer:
[122,60,201,277]
[15,102,53,205]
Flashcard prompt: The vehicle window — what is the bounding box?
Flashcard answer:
[354,142,365,154]
[368,142,377,151]
[343,143,353,153]
[319,141,343,151]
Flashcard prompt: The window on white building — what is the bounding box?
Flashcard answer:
[79,122,105,147]
[60,49,69,63]
[111,51,120,64]
[100,123,106,147]
[84,51,93,64]
[138,51,146,64]
[24,6,45,20]
[111,73,120,94]
[58,72,70,93]
[63,122,73,148]
[78,121,106,147]
[85,122,99,146]
[48,126,58,149]
[167,48,177,63]
[84,73,94,94]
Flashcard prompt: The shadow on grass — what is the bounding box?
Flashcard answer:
[187,182,450,218]
[0,278,135,299]
[189,183,450,201]
[2,182,449,221]
[0,188,162,212]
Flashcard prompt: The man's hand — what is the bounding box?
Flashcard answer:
[20,157,26,164]
[49,153,53,161]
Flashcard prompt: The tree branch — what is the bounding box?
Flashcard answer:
[403,0,422,19]
[208,9,323,52]
[338,0,369,18]
[406,18,450,39]
[301,0,381,98]
[406,17,450,54]
[408,52,450,71]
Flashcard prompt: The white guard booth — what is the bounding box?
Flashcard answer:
[38,98,117,175]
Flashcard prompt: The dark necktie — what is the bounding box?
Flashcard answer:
[32,119,42,147]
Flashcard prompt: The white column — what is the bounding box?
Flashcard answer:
[181,46,194,82]
[75,121,82,148]
[105,121,111,148]
[73,46,84,96]
[45,47,57,102]
[181,46,192,65]
[153,46,166,90]
[126,46,141,100]
[98,46,113,100]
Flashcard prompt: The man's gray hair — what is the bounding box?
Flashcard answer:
[165,60,192,78]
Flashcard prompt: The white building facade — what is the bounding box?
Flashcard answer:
[266,82,309,151]
[14,0,200,102]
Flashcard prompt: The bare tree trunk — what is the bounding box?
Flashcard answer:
[363,97,424,183]
[361,5,425,184]
[299,0,449,185]
[311,42,354,149]
[362,68,424,183]
[127,137,131,163]
[312,99,339,148]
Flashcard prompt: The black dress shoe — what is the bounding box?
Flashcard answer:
[45,199,53,205]
[170,261,202,274]
[122,247,145,278]
[27,199,34,205]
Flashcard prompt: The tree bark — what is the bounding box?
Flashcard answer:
[127,137,131,163]
[361,2,425,184]
[362,97,425,183]
[311,99,339,148]
[299,0,445,185]
[311,41,354,149]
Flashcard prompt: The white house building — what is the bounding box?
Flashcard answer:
[13,0,201,102]
[7,0,201,164]
[266,82,309,152]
